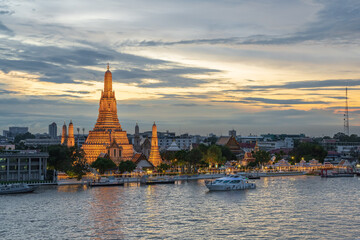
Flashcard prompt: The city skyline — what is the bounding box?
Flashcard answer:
[0,1,360,136]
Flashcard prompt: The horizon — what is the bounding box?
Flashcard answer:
[0,1,359,136]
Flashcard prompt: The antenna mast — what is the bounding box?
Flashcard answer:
[344,86,350,135]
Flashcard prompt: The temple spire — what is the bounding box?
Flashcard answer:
[104,64,112,93]
[149,121,162,167]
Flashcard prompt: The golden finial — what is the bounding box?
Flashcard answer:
[107,63,109,70]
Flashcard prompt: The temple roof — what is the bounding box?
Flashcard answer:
[216,136,231,146]
[167,141,181,151]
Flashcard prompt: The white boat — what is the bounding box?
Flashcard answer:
[0,183,37,194]
[89,176,124,187]
[205,175,256,191]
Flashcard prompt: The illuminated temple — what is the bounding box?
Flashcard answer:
[148,122,162,167]
[82,65,134,164]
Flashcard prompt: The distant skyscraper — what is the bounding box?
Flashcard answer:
[229,129,236,137]
[48,122,57,139]
[148,122,162,167]
[4,127,28,137]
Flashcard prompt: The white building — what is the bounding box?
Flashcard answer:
[0,151,48,181]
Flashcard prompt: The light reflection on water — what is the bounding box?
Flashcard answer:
[1,176,360,239]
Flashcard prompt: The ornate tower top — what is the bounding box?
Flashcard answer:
[152,122,157,137]
[93,66,122,130]
[104,64,112,93]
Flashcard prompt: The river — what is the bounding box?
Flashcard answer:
[1,176,360,239]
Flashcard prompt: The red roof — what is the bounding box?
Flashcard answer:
[239,143,256,148]
[269,148,292,154]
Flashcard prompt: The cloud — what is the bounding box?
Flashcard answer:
[0,10,13,15]
[213,97,326,105]
[125,1,360,47]
[229,79,360,93]
[0,37,222,87]
[113,67,220,88]
[0,21,13,35]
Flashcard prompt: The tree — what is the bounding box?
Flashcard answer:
[205,145,226,167]
[48,145,72,172]
[253,150,271,166]
[48,145,89,180]
[198,144,209,156]
[219,145,236,161]
[14,132,35,144]
[174,150,189,172]
[69,147,89,180]
[274,150,285,161]
[290,142,328,163]
[157,163,170,173]
[161,151,176,162]
[186,148,203,172]
[204,136,218,145]
[118,160,137,173]
[91,157,116,174]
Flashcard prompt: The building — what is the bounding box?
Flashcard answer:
[158,135,193,151]
[148,122,162,167]
[75,134,87,148]
[229,129,236,137]
[240,152,256,166]
[166,140,181,151]
[23,138,61,147]
[48,122,57,139]
[132,153,154,171]
[67,121,75,147]
[3,127,29,137]
[257,138,294,151]
[82,65,134,164]
[133,123,141,152]
[61,122,67,145]
[60,121,75,147]
[0,144,15,150]
[0,151,48,182]
[140,138,151,159]
[216,136,242,157]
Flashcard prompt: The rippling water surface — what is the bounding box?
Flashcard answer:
[1,176,360,239]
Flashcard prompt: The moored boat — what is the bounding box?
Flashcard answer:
[205,175,256,191]
[140,175,175,185]
[247,173,260,179]
[0,183,37,195]
[89,176,124,187]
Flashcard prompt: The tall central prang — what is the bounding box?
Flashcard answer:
[82,65,134,164]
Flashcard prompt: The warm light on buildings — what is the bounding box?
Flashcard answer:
[82,65,134,164]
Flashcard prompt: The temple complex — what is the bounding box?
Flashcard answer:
[82,65,134,164]
[148,122,162,167]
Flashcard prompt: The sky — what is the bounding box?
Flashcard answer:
[0,0,359,137]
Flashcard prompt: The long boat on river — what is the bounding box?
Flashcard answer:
[0,183,37,194]
[140,176,175,185]
[89,176,124,187]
